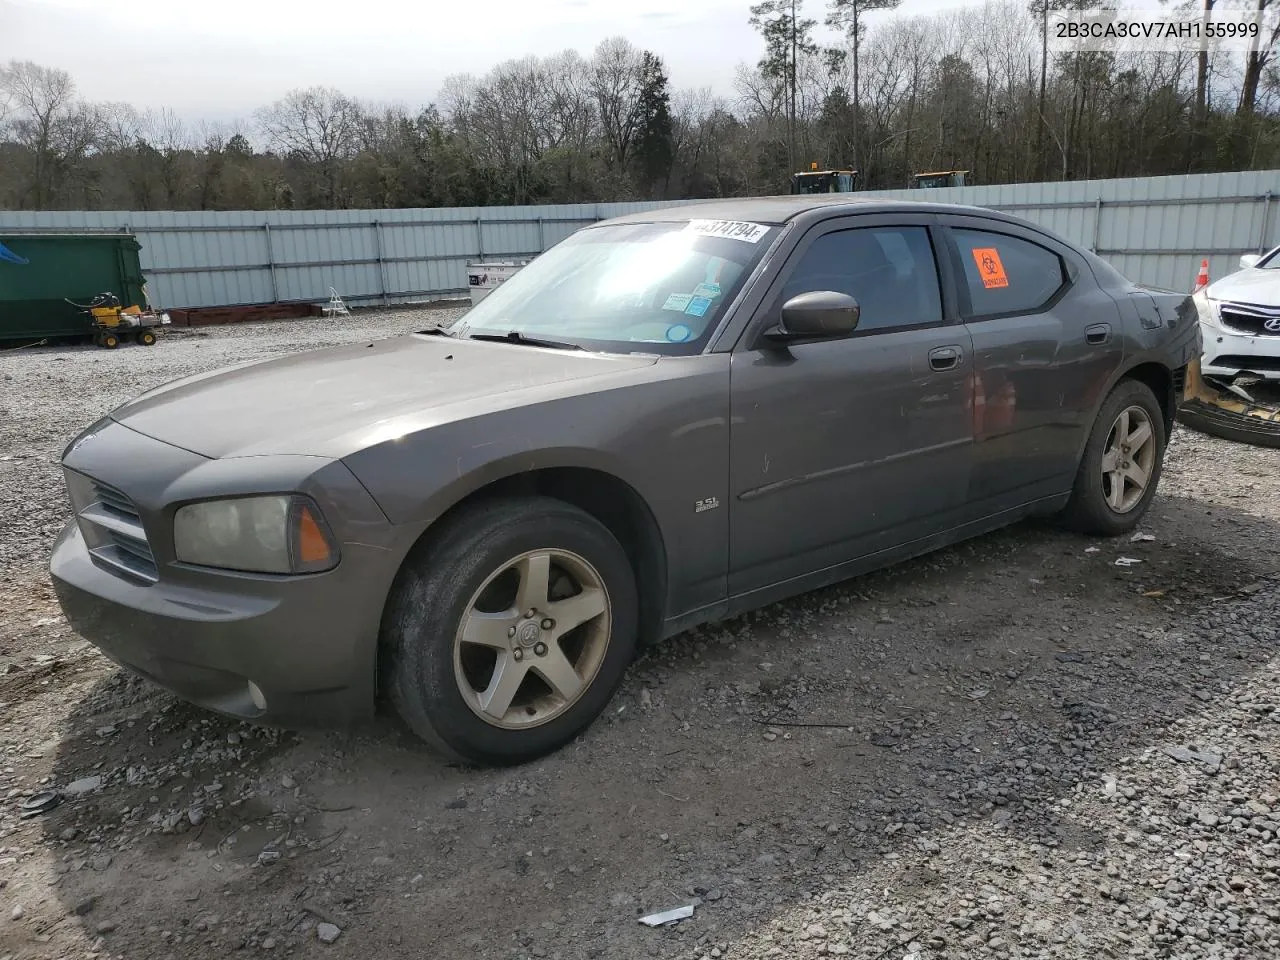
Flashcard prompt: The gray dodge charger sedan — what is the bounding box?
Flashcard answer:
[51,197,1200,764]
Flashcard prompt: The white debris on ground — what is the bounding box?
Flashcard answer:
[0,308,1278,960]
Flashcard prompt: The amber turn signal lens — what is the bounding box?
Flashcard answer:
[296,503,335,567]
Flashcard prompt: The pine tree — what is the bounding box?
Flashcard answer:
[634,52,675,196]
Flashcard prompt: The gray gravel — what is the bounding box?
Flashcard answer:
[1,310,1279,960]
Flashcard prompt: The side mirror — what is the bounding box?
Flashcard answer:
[767,290,861,343]
[1240,253,1262,270]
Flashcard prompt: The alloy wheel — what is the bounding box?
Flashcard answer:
[452,549,611,729]
[1101,404,1156,514]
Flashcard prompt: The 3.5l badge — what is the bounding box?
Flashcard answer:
[694,496,720,514]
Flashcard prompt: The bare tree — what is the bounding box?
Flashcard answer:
[256,86,361,204]
[1240,0,1280,114]
[589,37,646,169]
[96,101,143,152]
[47,101,102,206]
[541,51,599,199]
[542,52,595,149]
[139,107,192,206]
[0,60,80,206]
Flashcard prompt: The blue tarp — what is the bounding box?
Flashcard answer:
[0,240,29,265]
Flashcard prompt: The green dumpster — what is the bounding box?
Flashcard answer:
[0,233,149,342]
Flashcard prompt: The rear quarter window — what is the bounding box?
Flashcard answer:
[953,228,1066,317]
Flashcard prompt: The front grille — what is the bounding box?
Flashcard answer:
[70,476,158,583]
[92,481,137,519]
[1218,301,1280,337]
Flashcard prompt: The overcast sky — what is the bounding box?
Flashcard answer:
[5,0,985,122]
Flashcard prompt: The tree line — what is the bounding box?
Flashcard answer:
[1,0,1278,212]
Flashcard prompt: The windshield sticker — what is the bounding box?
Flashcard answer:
[692,281,722,299]
[665,323,694,343]
[971,247,1009,289]
[685,296,712,318]
[663,293,693,312]
[685,220,771,244]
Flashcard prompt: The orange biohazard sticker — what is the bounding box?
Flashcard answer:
[971,247,1009,289]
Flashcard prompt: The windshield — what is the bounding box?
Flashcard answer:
[448,220,779,354]
[1259,246,1280,269]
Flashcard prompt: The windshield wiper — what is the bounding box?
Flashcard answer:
[467,330,584,351]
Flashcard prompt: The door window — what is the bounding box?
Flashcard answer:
[952,228,1066,317]
[779,226,944,332]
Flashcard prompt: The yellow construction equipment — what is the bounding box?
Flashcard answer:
[71,292,168,348]
[791,162,858,195]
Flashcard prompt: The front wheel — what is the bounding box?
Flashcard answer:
[1060,379,1166,536]
[384,497,638,765]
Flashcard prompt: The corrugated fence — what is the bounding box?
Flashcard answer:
[1,171,1277,310]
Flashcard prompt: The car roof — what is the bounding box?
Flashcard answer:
[600,195,1009,227]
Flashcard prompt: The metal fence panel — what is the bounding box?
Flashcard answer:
[2,174,1277,308]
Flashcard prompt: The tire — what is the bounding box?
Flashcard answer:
[138,330,157,346]
[384,497,638,765]
[100,333,119,349]
[1060,379,1166,536]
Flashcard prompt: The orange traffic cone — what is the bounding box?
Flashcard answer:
[1193,258,1210,293]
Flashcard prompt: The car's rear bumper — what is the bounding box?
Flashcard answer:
[50,519,383,727]
[1201,321,1280,380]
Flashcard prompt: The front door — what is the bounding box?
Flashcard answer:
[727,217,974,600]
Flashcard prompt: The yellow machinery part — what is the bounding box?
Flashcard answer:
[90,306,124,328]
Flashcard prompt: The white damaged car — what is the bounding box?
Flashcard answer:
[1194,246,1280,381]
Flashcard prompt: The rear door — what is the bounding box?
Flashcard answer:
[939,216,1125,510]
[727,215,974,598]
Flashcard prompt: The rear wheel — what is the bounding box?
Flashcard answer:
[384,497,638,765]
[1061,379,1166,535]
[99,332,119,349]
[138,329,157,346]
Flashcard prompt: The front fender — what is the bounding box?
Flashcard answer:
[342,357,733,623]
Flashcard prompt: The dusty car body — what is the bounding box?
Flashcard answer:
[51,197,1200,764]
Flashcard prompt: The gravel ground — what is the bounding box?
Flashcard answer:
[1,310,1279,960]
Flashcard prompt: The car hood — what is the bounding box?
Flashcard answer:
[110,333,658,459]
[1206,268,1280,306]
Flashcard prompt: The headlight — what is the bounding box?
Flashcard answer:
[1195,292,1223,329]
[173,495,339,574]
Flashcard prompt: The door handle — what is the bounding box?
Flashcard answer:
[1085,323,1112,345]
[928,345,962,371]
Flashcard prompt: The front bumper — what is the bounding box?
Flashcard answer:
[51,519,386,726]
[1201,320,1280,380]
[49,419,401,728]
